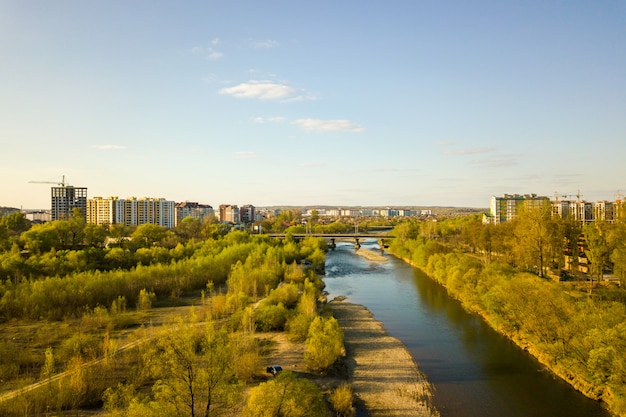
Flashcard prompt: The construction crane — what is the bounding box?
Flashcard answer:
[28,175,70,187]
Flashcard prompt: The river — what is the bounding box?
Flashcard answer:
[323,240,611,417]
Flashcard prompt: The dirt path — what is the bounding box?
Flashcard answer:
[328,300,439,417]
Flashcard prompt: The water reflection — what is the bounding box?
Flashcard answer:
[324,241,610,417]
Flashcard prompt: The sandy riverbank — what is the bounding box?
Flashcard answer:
[355,248,388,263]
[328,299,439,417]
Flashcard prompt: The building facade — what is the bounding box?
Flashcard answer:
[87,196,116,225]
[175,202,214,226]
[239,204,255,224]
[87,196,175,228]
[51,186,87,221]
[486,193,624,225]
[484,194,550,224]
[219,204,239,223]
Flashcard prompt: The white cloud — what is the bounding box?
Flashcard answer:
[191,46,223,61]
[219,81,295,100]
[234,151,259,159]
[292,118,365,133]
[250,39,279,49]
[93,145,126,150]
[253,116,287,123]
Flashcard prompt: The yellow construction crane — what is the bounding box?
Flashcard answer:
[28,175,70,187]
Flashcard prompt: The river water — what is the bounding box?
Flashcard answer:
[323,240,610,417]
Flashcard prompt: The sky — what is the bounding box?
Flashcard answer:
[1,1,625,210]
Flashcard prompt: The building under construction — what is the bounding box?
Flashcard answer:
[51,186,87,221]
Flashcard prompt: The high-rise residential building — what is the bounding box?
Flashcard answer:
[594,201,615,223]
[175,202,214,226]
[87,196,175,228]
[219,204,239,223]
[87,196,116,225]
[484,194,550,224]
[239,204,255,224]
[51,186,87,221]
[486,193,624,225]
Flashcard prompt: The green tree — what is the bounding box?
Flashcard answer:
[0,211,31,234]
[176,217,203,243]
[146,316,240,417]
[131,223,169,249]
[513,205,557,277]
[22,222,59,253]
[243,371,325,417]
[584,222,612,286]
[304,316,344,373]
[83,223,108,248]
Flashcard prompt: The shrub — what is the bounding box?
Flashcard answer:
[330,383,355,417]
[255,302,289,331]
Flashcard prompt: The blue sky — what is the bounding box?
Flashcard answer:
[1,1,625,210]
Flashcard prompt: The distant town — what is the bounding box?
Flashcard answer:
[3,185,624,228]
[2,184,450,228]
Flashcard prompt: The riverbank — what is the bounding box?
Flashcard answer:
[390,252,614,415]
[328,299,439,417]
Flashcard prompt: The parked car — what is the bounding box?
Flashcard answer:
[266,365,283,376]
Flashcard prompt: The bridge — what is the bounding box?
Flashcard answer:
[266,232,395,248]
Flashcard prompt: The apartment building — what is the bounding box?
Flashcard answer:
[87,196,116,225]
[219,204,239,223]
[175,202,214,226]
[484,194,551,224]
[239,204,255,224]
[485,193,623,224]
[87,196,175,228]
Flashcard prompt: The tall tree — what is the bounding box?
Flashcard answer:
[146,316,240,417]
[513,205,557,278]
[584,222,612,286]
[304,316,344,374]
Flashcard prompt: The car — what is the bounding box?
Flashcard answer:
[266,365,283,376]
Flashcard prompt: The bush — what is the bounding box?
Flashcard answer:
[58,332,102,362]
[244,371,325,417]
[331,383,355,417]
[286,312,312,342]
[255,302,289,331]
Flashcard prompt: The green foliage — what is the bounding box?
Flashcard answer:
[137,288,156,311]
[285,313,313,342]
[255,302,290,331]
[304,316,344,374]
[243,370,326,417]
[0,340,29,379]
[141,316,242,417]
[266,282,300,309]
[390,216,626,415]
[58,332,102,362]
[330,383,355,417]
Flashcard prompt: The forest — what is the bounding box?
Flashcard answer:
[388,205,626,417]
[0,211,349,416]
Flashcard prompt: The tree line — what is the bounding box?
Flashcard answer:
[389,207,626,416]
